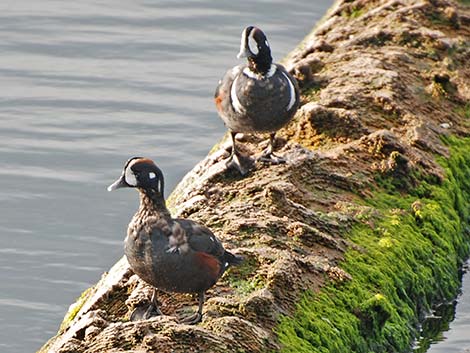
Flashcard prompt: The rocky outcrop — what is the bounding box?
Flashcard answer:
[39,0,470,352]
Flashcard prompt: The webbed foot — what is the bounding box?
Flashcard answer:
[178,312,203,325]
[130,288,162,321]
[178,292,204,325]
[225,153,253,175]
[130,303,162,321]
[257,151,286,164]
[257,132,286,164]
[222,131,253,176]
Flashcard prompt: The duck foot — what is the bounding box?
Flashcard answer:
[257,151,286,164]
[257,133,286,164]
[130,288,162,321]
[179,312,203,325]
[225,153,253,176]
[223,131,253,175]
[178,292,204,325]
[130,303,162,321]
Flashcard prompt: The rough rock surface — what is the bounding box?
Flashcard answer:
[39,0,470,352]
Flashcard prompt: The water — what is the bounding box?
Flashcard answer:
[0,1,332,352]
[415,262,470,353]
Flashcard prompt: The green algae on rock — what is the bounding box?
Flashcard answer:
[278,136,470,353]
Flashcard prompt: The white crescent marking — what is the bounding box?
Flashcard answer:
[125,160,138,186]
[248,30,259,55]
[230,75,244,114]
[282,72,297,111]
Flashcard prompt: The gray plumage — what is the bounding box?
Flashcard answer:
[214,26,300,174]
[215,63,299,134]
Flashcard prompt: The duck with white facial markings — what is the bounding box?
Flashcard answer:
[108,157,242,324]
[215,26,300,175]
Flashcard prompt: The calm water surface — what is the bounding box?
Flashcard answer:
[0,1,331,352]
[417,262,470,353]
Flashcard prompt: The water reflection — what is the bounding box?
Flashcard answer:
[415,262,470,353]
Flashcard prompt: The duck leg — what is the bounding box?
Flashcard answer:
[225,131,251,175]
[258,132,286,164]
[179,292,204,325]
[130,288,162,321]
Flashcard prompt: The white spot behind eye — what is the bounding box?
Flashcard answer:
[265,40,269,47]
[149,172,156,179]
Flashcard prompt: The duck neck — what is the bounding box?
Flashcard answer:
[248,52,272,76]
[137,188,171,219]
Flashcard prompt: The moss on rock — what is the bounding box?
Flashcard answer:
[277,136,470,353]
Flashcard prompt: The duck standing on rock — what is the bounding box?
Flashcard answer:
[108,157,242,324]
[215,26,300,175]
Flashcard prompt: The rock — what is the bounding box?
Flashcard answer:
[444,6,460,28]
[39,0,470,352]
[440,122,451,129]
[304,39,335,54]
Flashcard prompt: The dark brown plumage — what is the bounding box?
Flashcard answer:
[108,157,242,324]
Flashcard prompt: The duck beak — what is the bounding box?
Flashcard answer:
[107,175,127,192]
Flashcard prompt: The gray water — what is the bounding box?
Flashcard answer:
[0,1,332,352]
[415,262,470,353]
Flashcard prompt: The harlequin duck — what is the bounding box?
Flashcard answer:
[108,157,242,324]
[215,26,300,175]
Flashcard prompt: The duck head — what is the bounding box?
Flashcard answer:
[237,26,272,75]
[107,157,165,198]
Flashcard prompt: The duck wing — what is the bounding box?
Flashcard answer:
[173,219,225,259]
[214,65,244,118]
